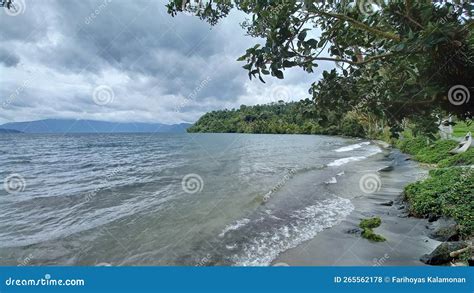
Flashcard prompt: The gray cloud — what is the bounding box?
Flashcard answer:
[0,49,20,67]
[0,0,333,125]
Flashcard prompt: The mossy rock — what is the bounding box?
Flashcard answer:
[359,217,386,242]
[361,229,386,242]
[420,241,468,265]
[360,217,382,229]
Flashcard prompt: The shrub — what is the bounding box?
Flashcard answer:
[438,149,474,167]
[414,140,459,164]
[404,167,474,237]
[397,136,429,155]
[340,117,365,138]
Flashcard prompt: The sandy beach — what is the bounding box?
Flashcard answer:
[274,147,442,266]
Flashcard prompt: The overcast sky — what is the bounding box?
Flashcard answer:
[0,0,334,125]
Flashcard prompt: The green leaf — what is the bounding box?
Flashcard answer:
[274,70,284,79]
[298,30,307,41]
[306,39,318,47]
[283,60,297,68]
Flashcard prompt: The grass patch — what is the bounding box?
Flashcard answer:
[453,121,474,138]
[414,140,459,164]
[404,167,474,238]
[397,137,471,166]
[360,217,382,229]
[397,136,430,155]
[359,217,386,242]
[398,134,473,239]
[438,149,474,167]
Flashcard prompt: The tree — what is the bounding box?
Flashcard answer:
[0,0,14,9]
[167,0,473,136]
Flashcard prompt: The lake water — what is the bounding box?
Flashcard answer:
[0,133,383,266]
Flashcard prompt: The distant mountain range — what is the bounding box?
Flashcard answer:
[0,128,23,133]
[0,119,192,134]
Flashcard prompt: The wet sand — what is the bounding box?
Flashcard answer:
[273,147,441,266]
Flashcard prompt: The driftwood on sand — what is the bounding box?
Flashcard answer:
[449,245,473,258]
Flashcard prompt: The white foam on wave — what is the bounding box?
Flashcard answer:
[328,145,382,167]
[334,142,370,152]
[219,218,251,238]
[327,156,367,167]
[232,196,354,266]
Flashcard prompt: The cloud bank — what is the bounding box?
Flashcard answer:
[0,0,333,124]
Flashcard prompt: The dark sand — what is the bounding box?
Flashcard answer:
[273,146,441,266]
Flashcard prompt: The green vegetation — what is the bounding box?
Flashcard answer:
[397,136,474,166]
[169,0,473,136]
[359,217,386,242]
[413,140,459,164]
[360,217,382,229]
[439,151,474,168]
[399,135,474,238]
[188,101,365,137]
[404,167,474,237]
[453,122,474,138]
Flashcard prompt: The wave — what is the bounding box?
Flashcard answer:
[259,165,325,203]
[334,142,370,152]
[0,188,173,248]
[219,218,251,238]
[328,145,382,167]
[230,196,354,266]
[327,156,367,167]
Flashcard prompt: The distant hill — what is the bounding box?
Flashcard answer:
[188,100,365,137]
[0,128,23,134]
[0,119,192,134]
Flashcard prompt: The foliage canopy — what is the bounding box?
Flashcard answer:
[167,0,473,136]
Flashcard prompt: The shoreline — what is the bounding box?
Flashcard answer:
[273,145,441,266]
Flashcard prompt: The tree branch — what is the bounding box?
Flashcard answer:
[395,11,424,29]
[297,52,406,65]
[312,11,401,42]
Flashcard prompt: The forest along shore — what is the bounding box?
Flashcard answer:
[274,146,441,266]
